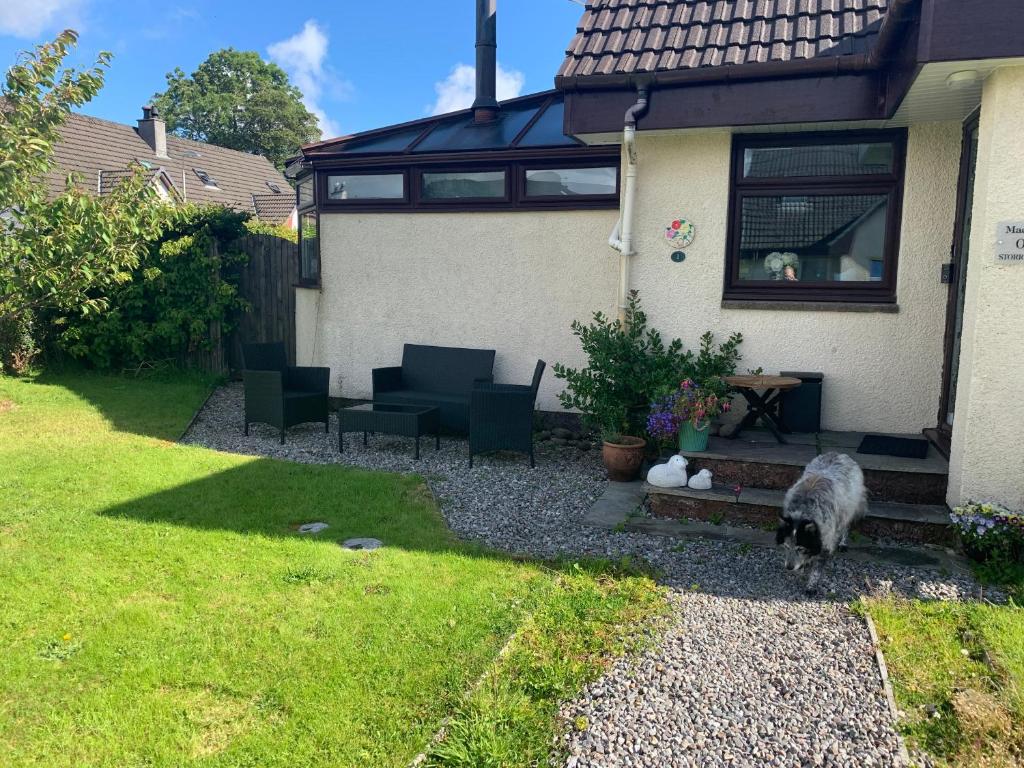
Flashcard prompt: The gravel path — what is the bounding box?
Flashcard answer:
[183,384,980,768]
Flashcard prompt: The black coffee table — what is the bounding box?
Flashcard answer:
[338,402,440,459]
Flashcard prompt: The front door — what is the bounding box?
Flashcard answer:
[936,113,980,445]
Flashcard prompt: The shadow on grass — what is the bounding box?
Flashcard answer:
[32,368,218,442]
[92,452,653,584]
[97,455,462,552]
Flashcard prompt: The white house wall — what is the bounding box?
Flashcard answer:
[298,210,620,411]
[297,122,960,433]
[947,65,1024,510]
[629,122,961,433]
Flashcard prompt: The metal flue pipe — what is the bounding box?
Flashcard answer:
[472,0,499,123]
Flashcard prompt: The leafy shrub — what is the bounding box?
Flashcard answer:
[0,310,40,375]
[688,328,744,396]
[951,502,1024,583]
[2,33,168,329]
[244,216,298,243]
[56,206,250,369]
[553,290,743,440]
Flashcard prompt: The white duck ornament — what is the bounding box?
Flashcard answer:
[646,455,688,488]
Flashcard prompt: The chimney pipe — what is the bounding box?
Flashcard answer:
[472,0,499,124]
[138,104,168,159]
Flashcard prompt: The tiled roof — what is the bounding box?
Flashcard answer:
[97,168,167,196]
[740,193,886,250]
[558,0,891,80]
[45,112,294,221]
[744,142,894,177]
[252,193,296,224]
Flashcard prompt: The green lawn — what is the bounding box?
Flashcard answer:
[864,598,1024,767]
[0,373,664,767]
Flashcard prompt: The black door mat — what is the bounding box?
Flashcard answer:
[857,434,930,459]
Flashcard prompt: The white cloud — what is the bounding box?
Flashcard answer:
[428,62,525,116]
[0,0,84,38]
[268,20,347,139]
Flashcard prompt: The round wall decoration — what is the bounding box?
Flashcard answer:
[664,218,696,250]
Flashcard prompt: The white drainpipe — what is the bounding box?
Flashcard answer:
[608,86,649,324]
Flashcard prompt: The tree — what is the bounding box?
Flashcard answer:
[0,31,168,337]
[152,49,320,168]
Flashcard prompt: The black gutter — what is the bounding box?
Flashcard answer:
[624,85,649,129]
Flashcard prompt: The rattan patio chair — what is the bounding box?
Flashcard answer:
[469,360,546,468]
[242,342,330,444]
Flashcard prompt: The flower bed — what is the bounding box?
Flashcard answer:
[950,502,1024,576]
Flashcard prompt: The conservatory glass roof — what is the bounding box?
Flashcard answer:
[302,91,580,158]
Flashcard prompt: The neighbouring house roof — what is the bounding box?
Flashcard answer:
[740,193,887,251]
[558,0,891,80]
[252,193,297,223]
[96,168,169,196]
[302,91,581,159]
[743,141,895,178]
[46,112,295,224]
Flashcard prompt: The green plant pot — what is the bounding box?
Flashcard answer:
[678,421,710,452]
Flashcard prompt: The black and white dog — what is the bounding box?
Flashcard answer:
[776,452,867,593]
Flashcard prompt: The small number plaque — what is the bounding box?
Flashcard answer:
[996,221,1024,264]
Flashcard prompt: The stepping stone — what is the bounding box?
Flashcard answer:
[341,537,383,551]
[298,522,329,534]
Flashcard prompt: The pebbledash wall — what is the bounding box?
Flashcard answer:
[628,121,962,434]
[297,120,961,433]
[947,66,1024,511]
[295,209,620,411]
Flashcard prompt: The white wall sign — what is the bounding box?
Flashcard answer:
[996,221,1024,264]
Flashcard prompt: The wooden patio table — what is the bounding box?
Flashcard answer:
[724,375,803,444]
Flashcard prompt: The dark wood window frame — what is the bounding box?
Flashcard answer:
[519,160,621,204]
[297,175,315,209]
[296,174,320,288]
[724,129,908,304]
[312,149,621,213]
[416,166,511,206]
[322,169,409,205]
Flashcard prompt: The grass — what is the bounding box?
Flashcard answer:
[425,559,665,768]
[862,597,1024,767]
[0,372,665,767]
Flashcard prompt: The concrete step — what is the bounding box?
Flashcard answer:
[625,516,967,573]
[680,434,948,505]
[585,483,966,573]
[646,482,955,547]
[582,482,968,573]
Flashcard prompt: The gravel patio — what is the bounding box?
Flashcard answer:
[183,383,980,768]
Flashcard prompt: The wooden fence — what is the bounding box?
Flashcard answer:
[194,234,298,375]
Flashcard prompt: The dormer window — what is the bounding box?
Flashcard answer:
[194,168,218,189]
[266,181,282,194]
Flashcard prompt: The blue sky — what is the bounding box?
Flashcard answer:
[0,0,585,138]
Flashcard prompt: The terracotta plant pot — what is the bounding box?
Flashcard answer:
[602,436,647,482]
